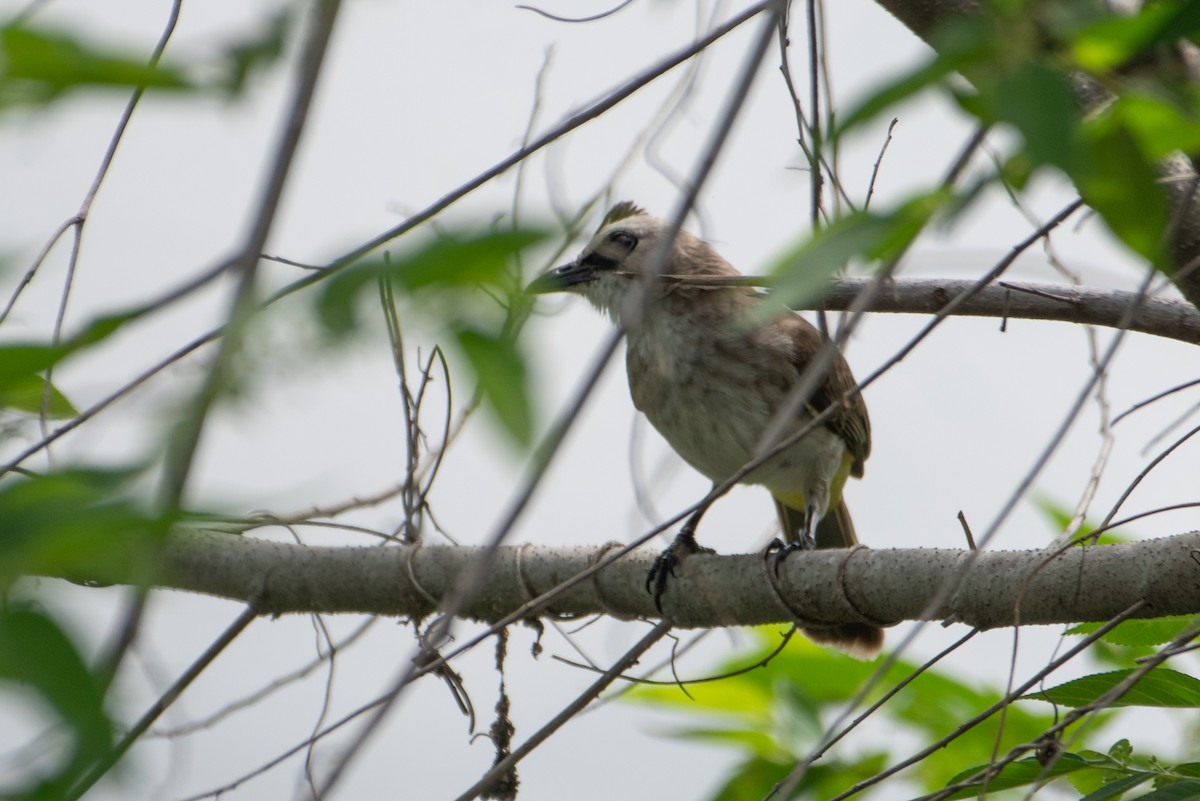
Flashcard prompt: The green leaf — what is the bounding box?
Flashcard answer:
[0,374,78,418]
[1079,771,1154,801]
[455,326,532,446]
[0,605,112,796]
[1110,738,1134,766]
[1,24,190,105]
[1068,617,1200,648]
[1134,780,1200,800]
[934,753,1092,800]
[1026,669,1200,709]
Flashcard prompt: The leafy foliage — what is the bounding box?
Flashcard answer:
[0,23,191,107]
[630,625,1200,801]
[629,629,1058,798]
[824,0,1200,276]
[0,468,174,589]
[316,227,547,445]
[0,605,113,800]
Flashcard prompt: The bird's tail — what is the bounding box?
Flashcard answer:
[773,498,883,659]
[773,497,858,549]
[802,622,885,660]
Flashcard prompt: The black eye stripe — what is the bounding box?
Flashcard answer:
[581,253,619,270]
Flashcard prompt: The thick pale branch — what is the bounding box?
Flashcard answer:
[817,278,1200,344]
[72,528,1200,631]
[659,275,1200,343]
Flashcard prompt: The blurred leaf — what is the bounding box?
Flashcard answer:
[0,468,171,587]
[317,227,544,447]
[317,228,545,336]
[655,726,780,759]
[988,63,1079,173]
[0,24,190,106]
[0,605,111,797]
[1029,496,1130,544]
[391,229,544,292]
[1073,115,1169,266]
[0,308,139,425]
[1026,669,1200,709]
[0,308,140,384]
[764,190,948,311]
[220,10,292,94]
[1071,3,1200,72]
[1111,92,1200,162]
[834,55,961,140]
[0,374,78,418]
[834,17,996,140]
[705,751,889,801]
[709,756,791,801]
[0,343,71,384]
[455,326,532,446]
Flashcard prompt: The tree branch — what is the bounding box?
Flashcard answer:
[666,275,1200,344]
[58,528,1200,631]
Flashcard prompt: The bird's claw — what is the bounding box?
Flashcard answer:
[646,531,715,614]
[764,534,815,578]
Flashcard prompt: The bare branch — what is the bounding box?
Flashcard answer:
[56,528,1200,630]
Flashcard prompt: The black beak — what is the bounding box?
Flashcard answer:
[527,261,595,294]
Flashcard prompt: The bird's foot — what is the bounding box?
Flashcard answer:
[646,529,715,614]
[764,533,815,578]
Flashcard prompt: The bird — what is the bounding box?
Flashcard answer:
[530,201,882,658]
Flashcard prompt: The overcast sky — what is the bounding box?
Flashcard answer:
[2,0,1197,798]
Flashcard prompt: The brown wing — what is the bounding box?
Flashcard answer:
[781,314,871,478]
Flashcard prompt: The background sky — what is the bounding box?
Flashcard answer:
[2,0,1198,798]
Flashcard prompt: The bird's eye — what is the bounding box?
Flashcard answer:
[609,231,637,250]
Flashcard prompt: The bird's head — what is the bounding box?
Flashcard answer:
[529,201,740,323]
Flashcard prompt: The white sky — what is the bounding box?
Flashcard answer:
[2,0,1198,798]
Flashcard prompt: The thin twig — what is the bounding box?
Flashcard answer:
[158,0,343,507]
[821,602,1147,801]
[64,604,260,801]
[452,622,673,801]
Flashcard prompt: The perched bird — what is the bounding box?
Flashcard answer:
[531,202,881,658]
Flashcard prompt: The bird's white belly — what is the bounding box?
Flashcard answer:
[625,327,843,498]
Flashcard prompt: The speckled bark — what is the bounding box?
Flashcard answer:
[69,527,1200,631]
